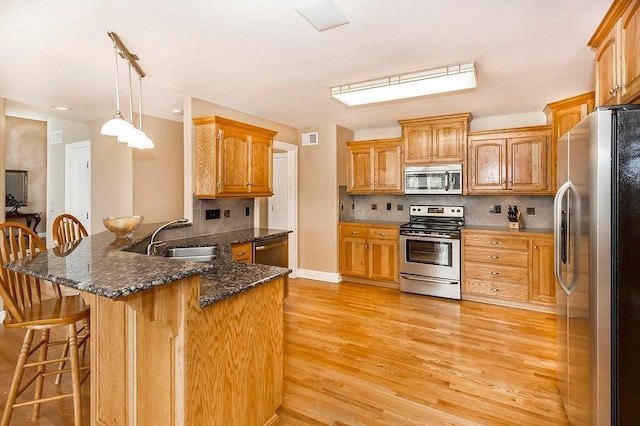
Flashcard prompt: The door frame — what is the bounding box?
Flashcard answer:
[64,140,91,234]
[255,141,298,277]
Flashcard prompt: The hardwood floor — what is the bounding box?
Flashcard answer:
[278,278,567,426]
[0,277,566,425]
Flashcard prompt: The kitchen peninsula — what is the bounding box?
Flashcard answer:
[7,222,290,425]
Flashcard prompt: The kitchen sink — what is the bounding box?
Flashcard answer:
[163,245,218,262]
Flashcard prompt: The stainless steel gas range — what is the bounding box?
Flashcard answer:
[399,205,464,300]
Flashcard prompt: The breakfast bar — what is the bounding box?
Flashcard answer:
[7,223,290,425]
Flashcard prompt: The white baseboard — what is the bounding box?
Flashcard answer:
[296,269,341,283]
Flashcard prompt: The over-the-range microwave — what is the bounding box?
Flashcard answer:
[404,164,463,195]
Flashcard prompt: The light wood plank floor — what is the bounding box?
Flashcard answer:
[0,277,566,425]
[278,278,567,426]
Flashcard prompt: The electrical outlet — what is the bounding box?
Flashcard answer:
[526,207,535,215]
[205,209,220,220]
[386,203,392,211]
[245,206,250,216]
[397,204,404,211]
[224,210,231,218]
[371,204,377,210]
[489,205,501,214]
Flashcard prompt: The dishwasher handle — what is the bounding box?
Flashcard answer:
[254,239,288,251]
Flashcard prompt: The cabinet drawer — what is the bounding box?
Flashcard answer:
[367,227,398,240]
[231,242,252,263]
[340,225,367,238]
[464,233,528,251]
[465,246,528,268]
[463,278,528,302]
[464,262,528,284]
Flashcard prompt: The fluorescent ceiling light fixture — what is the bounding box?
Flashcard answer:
[294,0,350,31]
[331,62,477,106]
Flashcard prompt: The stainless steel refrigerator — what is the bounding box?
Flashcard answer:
[554,105,640,425]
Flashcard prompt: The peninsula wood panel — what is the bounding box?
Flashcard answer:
[84,275,284,426]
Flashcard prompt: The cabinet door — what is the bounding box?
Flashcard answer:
[339,236,368,278]
[507,136,548,192]
[403,126,432,163]
[250,134,273,195]
[194,122,218,197]
[373,145,402,193]
[595,25,619,106]
[218,126,250,195]
[348,148,373,192]
[231,242,253,263]
[468,139,506,192]
[530,237,556,305]
[620,0,640,103]
[432,121,465,162]
[368,239,398,282]
[555,103,591,140]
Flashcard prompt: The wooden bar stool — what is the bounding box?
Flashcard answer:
[0,222,90,425]
[52,214,88,247]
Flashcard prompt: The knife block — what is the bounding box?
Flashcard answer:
[508,212,524,229]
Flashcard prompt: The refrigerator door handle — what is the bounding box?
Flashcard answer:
[554,181,578,295]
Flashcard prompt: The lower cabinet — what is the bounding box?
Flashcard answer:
[462,229,556,311]
[231,242,253,263]
[339,223,399,285]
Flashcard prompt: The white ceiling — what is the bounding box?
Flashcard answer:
[1,0,612,131]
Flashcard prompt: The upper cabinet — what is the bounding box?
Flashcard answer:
[398,113,472,164]
[347,138,403,194]
[543,92,595,192]
[193,116,277,198]
[467,126,552,194]
[589,0,640,106]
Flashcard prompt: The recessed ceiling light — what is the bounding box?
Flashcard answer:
[172,109,184,115]
[294,0,350,32]
[51,105,71,111]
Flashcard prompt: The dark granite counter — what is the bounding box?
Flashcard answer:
[7,222,291,308]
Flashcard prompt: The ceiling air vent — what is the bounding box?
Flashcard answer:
[301,132,318,146]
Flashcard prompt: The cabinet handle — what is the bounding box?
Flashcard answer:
[236,251,246,256]
[533,245,537,249]
[610,87,615,94]
[502,180,506,184]
[490,287,502,292]
[378,233,387,236]
[488,255,501,259]
[488,241,502,245]
[351,231,360,235]
[490,271,501,275]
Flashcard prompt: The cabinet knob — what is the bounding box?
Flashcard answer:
[533,245,537,249]
[351,231,359,234]
[490,287,502,292]
[489,255,501,259]
[490,271,501,275]
[488,241,502,245]
[236,251,246,256]
[379,233,387,236]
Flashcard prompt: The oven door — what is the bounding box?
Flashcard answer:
[400,234,460,280]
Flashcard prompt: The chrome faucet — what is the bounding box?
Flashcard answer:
[146,218,189,255]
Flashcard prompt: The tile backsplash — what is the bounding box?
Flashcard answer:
[339,186,553,228]
[159,197,255,241]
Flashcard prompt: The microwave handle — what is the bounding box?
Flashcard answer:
[444,171,449,191]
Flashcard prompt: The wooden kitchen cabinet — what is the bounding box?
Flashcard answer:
[346,138,403,194]
[462,228,557,312]
[193,116,277,198]
[231,242,253,263]
[467,125,552,194]
[339,223,399,285]
[589,0,640,106]
[544,92,595,191]
[398,113,471,164]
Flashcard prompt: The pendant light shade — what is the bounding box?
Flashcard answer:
[101,31,154,149]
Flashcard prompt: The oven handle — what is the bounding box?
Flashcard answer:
[444,171,449,191]
[400,273,458,286]
[400,232,459,240]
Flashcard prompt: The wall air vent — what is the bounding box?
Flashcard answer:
[301,132,318,146]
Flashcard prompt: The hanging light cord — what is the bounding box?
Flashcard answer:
[112,40,122,115]
[138,74,144,131]
[126,59,135,126]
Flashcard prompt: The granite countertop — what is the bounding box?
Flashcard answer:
[7,222,291,308]
[339,220,406,226]
[462,225,553,235]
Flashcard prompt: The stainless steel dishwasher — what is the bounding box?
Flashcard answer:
[253,235,288,268]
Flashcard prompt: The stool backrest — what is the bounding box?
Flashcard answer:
[52,214,88,246]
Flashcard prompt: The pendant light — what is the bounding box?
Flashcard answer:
[117,59,155,149]
[100,39,134,136]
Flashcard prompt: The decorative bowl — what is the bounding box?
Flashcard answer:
[103,215,144,239]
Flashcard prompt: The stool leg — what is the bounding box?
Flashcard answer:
[55,332,70,385]
[32,328,50,420]
[68,322,83,426]
[2,329,34,426]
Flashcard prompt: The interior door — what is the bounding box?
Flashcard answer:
[268,153,288,230]
[65,140,91,233]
